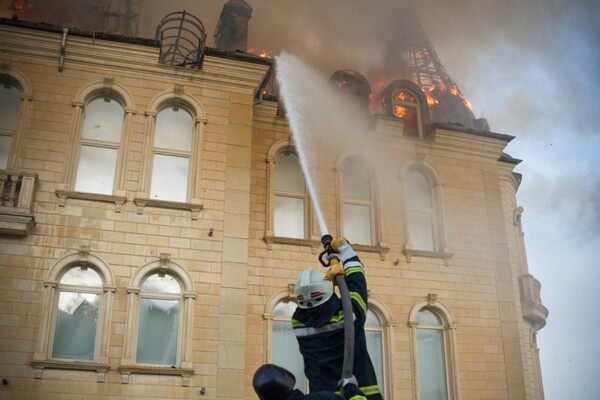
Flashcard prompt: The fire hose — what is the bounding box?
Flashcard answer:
[319,234,355,381]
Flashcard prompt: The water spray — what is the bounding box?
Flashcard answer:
[276,53,355,380]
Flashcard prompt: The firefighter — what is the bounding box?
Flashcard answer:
[292,238,383,400]
[252,363,367,400]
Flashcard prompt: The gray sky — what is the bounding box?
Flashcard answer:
[4,0,599,398]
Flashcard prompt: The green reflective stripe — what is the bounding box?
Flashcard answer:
[360,385,380,395]
[345,266,364,276]
[329,310,345,323]
[291,319,305,328]
[349,395,367,400]
[350,291,367,313]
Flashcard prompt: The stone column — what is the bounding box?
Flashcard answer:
[216,93,253,399]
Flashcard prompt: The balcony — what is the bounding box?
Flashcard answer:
[0,170,37,236]
[518,274,549,328]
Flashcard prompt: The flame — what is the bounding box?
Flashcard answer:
[394,105,408,118]
[394,90,416,102]
[248,48,273,59]
[9,0,32,12]
[449,84,473,110]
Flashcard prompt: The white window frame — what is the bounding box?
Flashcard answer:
[265,138,315,246]
[408,294,459,400]
[134,89,206,219]
[120,255,196,386]
[32,246,115,381]
[401,161,452,264]
[336,154,389,257]
[56,78,136,211]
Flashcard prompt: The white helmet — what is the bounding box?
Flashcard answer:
[295,268,334,309]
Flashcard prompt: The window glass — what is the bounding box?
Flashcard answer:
[272,300,307,391]
[136,298,180,365]
[74,145,118,194]
[0,135,12,169]
[417,328,448,400]
[150,154,189,202]
[0,81,21,131]
[273,301,297,318]
[81,97,124,142]
[417,309,442,325]
[274,195,304,238]
[365,309,384,397]
[343,203,372,245]
[52,291,100,360]
[155,107,193,152]
[60,266,102,287]
[407,210,435,251]
[275,152,305,192]
[141,273,181,294]
[406,170,433,208]
[343,161,371,200]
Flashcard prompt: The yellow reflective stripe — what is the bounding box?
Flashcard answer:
[345,266,364,276]
[360,385,380,395]
[350,291,367,314]
[291,319,305,328]
[349,395,367,400]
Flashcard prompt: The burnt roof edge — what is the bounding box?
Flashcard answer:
[0,17,160,47]
[0,17,274,68]
[428,122,515,143]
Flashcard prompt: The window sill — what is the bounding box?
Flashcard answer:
[119,365,194,386]
[133,197,203,220]
[404,244,453,265]
[31,359,110,382]
[55,189,127,212]
[352,243,391,260]
[264,234,321,250]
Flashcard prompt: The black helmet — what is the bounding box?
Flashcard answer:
[252,364,296,400]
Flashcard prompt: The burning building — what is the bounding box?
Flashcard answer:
[0,1,546,399]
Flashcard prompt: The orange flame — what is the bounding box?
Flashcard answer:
[248,48,273,59]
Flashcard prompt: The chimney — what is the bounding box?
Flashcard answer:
[214,0,253,52]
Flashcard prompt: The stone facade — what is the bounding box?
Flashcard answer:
[0,21,546,399]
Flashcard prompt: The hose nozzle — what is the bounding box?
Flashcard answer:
[319,234,334,267]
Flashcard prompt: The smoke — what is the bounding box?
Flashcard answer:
[3,1,600,398]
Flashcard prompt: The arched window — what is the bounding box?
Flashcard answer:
[121,256,196,386]
[135,90,206,217]
[149,105,194,202]
[32,247,115,381]
[341,158,374,246]
[271,298,307,391]
[383,80,430,139]
[0,69,32,170]
[392,89,419,137]
[416,309,448,399]
[365,309,385,397]
[402,163,451,263]
[52,266,103,360]
[405,168,436,252]
[409,296,458,400]
[0,80,21,168]
[273,148,307,239]
[136,273,182,365]
[74,96,125,194]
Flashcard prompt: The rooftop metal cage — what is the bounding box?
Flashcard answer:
[155,10,207,69]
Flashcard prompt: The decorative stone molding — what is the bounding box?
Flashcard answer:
[31,360,110,382]
[118,365,194,386]
[519,274,548,328]
[133,197,203,220]
[0,170,37,236]
[55,189,127,212]
[403,244,454,266]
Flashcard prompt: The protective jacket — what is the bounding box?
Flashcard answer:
[292,250,383,400]
[285,384,367,400]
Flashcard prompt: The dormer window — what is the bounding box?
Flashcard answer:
[383,80,430,139]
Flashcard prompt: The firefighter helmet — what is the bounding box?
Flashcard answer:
[253,364,295,400]
[295,268,334,309]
